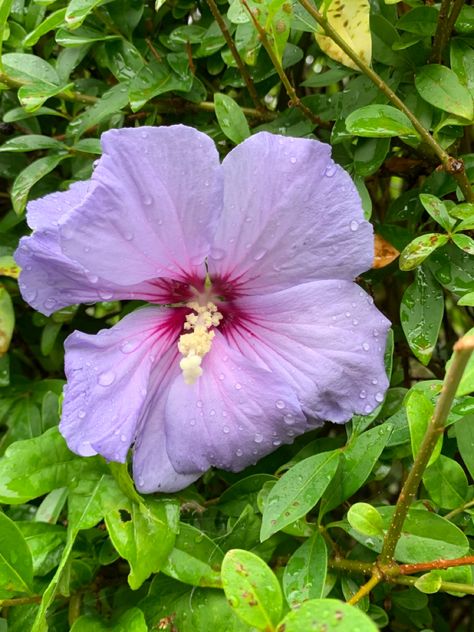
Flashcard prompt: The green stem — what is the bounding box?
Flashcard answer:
[205,0,263,112]
[242,0,323,127]
[379,335,474,564]
[296,0,474,202]
[445,0,465,42]
[347,572,381,605]
[0,71,98,105]
[444,498,474,520]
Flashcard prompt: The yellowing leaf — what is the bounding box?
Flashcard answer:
[315,0,371,70]
[373,234,399,269]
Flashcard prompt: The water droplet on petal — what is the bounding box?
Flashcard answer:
[350,220,359,232]
[87,274,99,284]
[253,248,267,261]
[290,156,297,164]
[375,392,384,403]
[142,195,153,206]
[372,378,378,385]
[359,390,367,399]
[218,373,225,381]
[275,400,285,409]
[362,342,370,351]
[272,439,282,446]
[196,400,203,408]
[99,290,113,301]
[210,247,225,260]
[364,404,372,414]
[120,340,139,353]
[325,163,337,177]
[78,410,86,419]
[254,433,263,443]
[223,426,230,434]
[98,371,115,386]
[284,413,295,425]
[120,434,127,442]
[235,448,243,456]
[235,383,242,390]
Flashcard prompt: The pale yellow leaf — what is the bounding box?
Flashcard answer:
[315,0,372,70]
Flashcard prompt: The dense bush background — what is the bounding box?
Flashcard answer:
[0,0,473,630]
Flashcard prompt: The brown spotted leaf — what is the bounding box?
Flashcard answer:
[373,233,399,269]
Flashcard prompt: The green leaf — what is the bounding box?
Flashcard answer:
[70,608,148,632]
[0,255,20,279]
[455,414,474,479]
[22,8,67,46]
[414,571,442,594]
[18,82,74,112]
[427,243,474,297]
[346,105,419,138]
[0,287,14,355]
[128,59,192,111]
[0,512,34,594]
[221,549,282,630]
[353,137,390,177]
[349,507,469,562]
[423,455,468,509]
[276,599,378,631]
[321,423,393,514]
[396,6,439,36]
[399,233,449,271]
[450,40,474,99]
[415,65,473,121]
[282,532,327,607]
[17,522,66,576]
[11,154,67,214]
[400,266,444,365]
[0,135,66,152]
[0,0,13,61]
[260,450,340,540]
[66,0,109,29]
[68,83,129,138]
[452,233,474,255]
[55,26,120,46]
[406,390,441,466]
[0,428,106,504]
[105,497,179,590]
[347,503,384,537]
[162,523,223,587]
[419,193,456,232]
[214,93,250,144]
[72,138,102,154]
[2,53,60,86]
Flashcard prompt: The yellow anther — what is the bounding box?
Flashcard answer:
[178,301,222,385]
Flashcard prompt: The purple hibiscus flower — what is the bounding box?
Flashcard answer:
[15,125,390,493]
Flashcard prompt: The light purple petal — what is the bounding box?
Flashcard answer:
[208,132,373,294]
[132,347,201,493]
[60,306,181,462]
[15,184,164,316]
[229,281,391,422]
[164,333,309,475]
[59,125,222,286]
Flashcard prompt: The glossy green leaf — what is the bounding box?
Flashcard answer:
[346,105,418,138]
[353,137,390,177]
[55,26,120,46]
[399,233,448,271]
[415,65,473,120]
[406,390,441,466]
[400,266,444,365]
[0,512,34,594]
[162,523,223,587]
[2,53,60,86]
[423,455,468,509]
[450,40,474,98]
[70,608,148,632]
[276,599,378,632]
[214,93,250,144]
[68,83,129,138]
[260,450,339,540]
[17,522,66,576]
[66,0,109,29]
[397,6,439,35]
[22,9,66,46]
[455,414,474,479]
[347,503,384,536]
[221,549,282,629]
[283,532,327,607]
[0,135,65,152]
[105,497,179,589]
[452,233,474,255]
[419,194,456,232]
[321,423,393,514]
[11,154,66,214]
[0,428,106,504]
[128,59,192,111]
[0,287,14,356]
[414,572,442,594]
[349,507,469,562]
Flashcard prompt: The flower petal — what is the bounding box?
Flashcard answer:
[164,333,309,475]
[60,306,182,462]
[229,281,391,422]
[209,132,373,294]
[59,125,222,286]
[15,184,164,316]
[132,347,201,493]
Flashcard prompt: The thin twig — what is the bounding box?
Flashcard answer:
[399,555,474,575]
[445,0,466,42]
[444,498,474,520]
[205,0,263,111]
[296,0,474,202]
[242,0,324,128]
[347,571,381,605]
[430,0,453,64]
